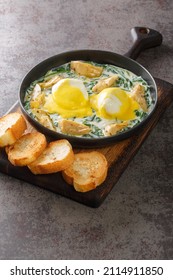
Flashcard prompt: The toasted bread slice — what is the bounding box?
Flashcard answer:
[28,139,74,174]
[7,132,47,166]
[0,113,27,147]
[62,151,108,192]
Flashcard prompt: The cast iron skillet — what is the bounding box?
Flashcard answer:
[19,27,163,147]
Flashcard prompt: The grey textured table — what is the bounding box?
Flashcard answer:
[0,0,173,259]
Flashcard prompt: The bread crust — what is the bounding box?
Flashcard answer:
[0,113,27,147]
[62,151,108,192]
[28,139,74,174]
[7,132,47,166]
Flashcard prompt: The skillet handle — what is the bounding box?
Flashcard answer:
[124,27,163,60]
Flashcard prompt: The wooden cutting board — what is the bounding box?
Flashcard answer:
[0,78,173,207]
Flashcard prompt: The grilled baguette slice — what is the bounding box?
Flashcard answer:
[28,139,74,174]
[0,113,27,147]
[7,132,47,166]
[62,151,108,192]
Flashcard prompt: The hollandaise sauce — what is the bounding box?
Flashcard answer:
[24,61,153,138]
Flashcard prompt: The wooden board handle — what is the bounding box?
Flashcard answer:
[124,27,163,60]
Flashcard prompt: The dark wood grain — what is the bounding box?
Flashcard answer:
[0,78,173,207]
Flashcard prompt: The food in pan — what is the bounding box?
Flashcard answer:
[24,60,153,138]
[45,78,93,118]
[71,61,103,77]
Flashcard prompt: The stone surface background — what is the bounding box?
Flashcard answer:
[0,0,173,259]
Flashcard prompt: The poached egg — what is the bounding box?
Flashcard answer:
[90,87,139,120]
[44,78,92,118]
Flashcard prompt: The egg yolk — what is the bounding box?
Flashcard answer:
[90,87,139,120]
[44,78,92,118]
